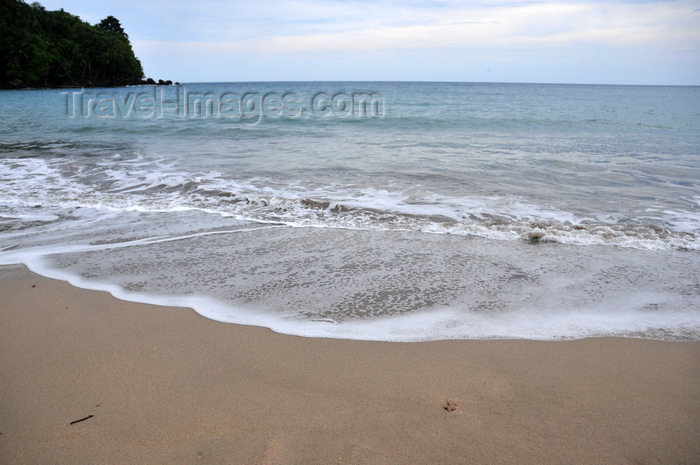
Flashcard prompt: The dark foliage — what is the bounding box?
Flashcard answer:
[95,15,127,39]
[0,0,144,88]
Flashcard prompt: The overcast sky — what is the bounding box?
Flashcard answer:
[38,0,700,84]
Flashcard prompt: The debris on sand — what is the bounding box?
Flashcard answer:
[442,399,458,412]
[69,414,94,425]
[527,230,545,243]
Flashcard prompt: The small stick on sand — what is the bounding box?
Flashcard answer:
[69,414,94,425]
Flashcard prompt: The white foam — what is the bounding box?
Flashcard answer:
[1,156,697,251]
[0,210,60,222]
[13,256,700,342]
[664,209,700,234]
[0,224,284,266]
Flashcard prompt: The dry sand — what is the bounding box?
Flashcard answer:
[0,264,698,464]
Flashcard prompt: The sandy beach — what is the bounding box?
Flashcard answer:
[0,264,698,465]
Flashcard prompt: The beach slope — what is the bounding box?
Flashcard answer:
[0,265,698,464]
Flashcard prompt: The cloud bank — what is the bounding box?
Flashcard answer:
[38,0,700,84]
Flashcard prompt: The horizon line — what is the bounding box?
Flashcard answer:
[161,80,700,87]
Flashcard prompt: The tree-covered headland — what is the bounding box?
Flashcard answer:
[0,0,156,88]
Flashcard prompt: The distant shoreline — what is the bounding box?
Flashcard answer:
[0,80,178,91]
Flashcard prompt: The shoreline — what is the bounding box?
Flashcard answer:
[0,82,177,91]
[1,264,698,464]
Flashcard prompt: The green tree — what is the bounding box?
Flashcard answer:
[0,0,144,88]
[96,15,128,40]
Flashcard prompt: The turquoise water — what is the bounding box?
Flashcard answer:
[1,82,699,340]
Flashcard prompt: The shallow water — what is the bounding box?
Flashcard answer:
[1,82,699,340]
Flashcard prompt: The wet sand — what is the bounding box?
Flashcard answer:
[0,264,698,464]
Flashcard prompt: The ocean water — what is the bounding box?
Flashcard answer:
[1,82,699,341]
